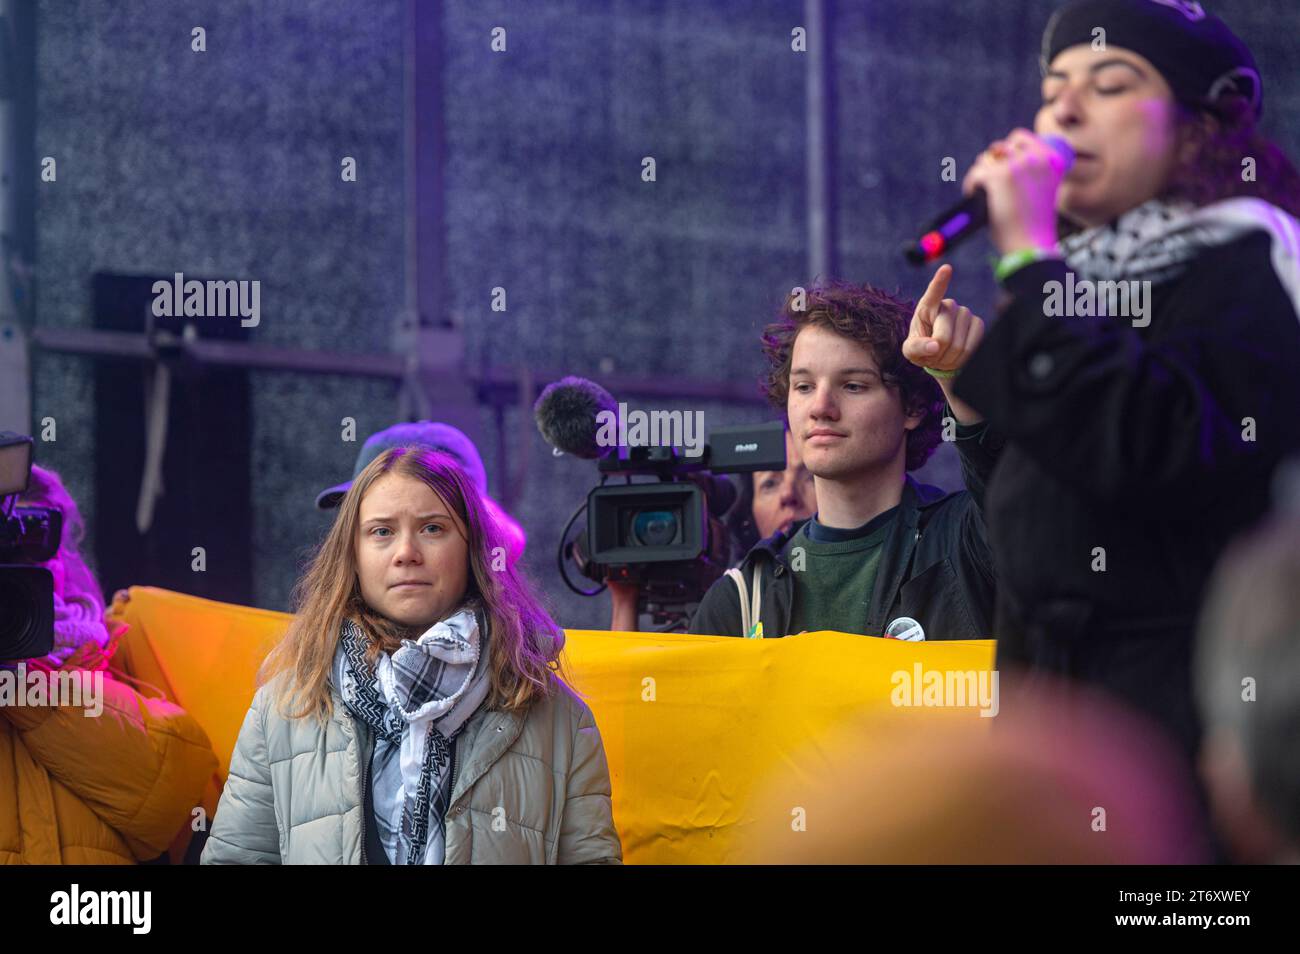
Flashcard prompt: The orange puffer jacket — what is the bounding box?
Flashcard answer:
[0,656,218,864]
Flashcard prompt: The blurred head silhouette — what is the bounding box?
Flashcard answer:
[741,674,1209,864]
[1196,500,1300,864]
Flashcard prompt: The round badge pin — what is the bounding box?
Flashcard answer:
[884,616,926,642]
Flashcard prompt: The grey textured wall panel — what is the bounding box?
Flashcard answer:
[33,0,406,613]
[27,0,1300,632]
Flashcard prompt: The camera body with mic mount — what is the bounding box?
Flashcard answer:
[534,377,786,629]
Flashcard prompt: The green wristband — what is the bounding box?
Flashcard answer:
[994,247,1059,283]
[924,366,958,380]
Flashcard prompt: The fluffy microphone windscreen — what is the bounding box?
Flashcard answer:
[534,375,617,459]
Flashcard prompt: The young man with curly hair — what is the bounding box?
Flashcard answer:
[690,266,1002,641]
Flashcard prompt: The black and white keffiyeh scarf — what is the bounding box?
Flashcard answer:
[1059,196,1300,316]
[335,606,491,865]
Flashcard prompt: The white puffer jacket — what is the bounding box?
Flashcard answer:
[201,675,622,865]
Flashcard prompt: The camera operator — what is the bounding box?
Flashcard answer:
[6,463,115,671]
[1,458,217,864]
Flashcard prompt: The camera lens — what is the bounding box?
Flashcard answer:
[631,509,678,547]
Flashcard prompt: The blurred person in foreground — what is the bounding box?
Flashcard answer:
[741,675,1209,864]
[1196,463,1300,864]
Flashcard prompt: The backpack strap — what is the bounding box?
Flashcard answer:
[724,568,750,637]
[725,566,765,638]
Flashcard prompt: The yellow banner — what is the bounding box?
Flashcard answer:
[110,587,995,863]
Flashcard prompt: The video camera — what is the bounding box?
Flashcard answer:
[0,433,60,660]
[534,377,785,629]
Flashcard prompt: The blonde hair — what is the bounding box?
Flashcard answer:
[260,446,568,723]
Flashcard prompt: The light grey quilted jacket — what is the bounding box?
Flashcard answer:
[201,675,622,865]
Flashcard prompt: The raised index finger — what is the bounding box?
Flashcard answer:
[918,263,953,315]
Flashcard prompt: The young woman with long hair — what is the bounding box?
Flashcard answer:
[203,446,622,864]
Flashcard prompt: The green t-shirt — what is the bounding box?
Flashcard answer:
[784,508,896,636]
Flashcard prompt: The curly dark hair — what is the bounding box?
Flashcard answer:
[1162,94,1300,218]
[760,280,945,472]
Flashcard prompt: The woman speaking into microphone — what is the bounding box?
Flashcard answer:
[937,0,1300,785]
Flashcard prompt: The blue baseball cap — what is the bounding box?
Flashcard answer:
[315,421,489,509]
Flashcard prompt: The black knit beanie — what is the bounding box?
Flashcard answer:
[1041,0,1262,119]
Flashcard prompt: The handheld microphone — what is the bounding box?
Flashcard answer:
[903,134,1075,266]
[533,376,617,459]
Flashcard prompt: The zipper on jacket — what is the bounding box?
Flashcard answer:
[448,734,459,808]
[358,727,370,865]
